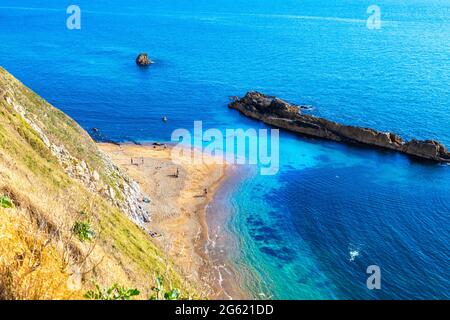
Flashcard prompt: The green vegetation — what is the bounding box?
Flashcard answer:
[0,196,13,208]
[72,221,95,242]
[84,276,183,300]
[84,284,140,300]
[149,276,181,300]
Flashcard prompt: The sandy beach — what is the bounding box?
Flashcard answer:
[98,142,239,298]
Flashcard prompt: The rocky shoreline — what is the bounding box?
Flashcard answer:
[229,92,450,163]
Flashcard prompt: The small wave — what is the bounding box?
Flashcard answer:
[349,250,359,262]
[214,265,233,300]
[236,12,400,25]
[0,6,61,12]
[255,13,367,24]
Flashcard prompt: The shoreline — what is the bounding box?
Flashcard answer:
[98,142,247,299]
[205,165,260,300]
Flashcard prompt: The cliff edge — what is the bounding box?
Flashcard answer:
[0,67,196,299]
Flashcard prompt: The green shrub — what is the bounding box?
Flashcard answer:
[83,276,183,300]
[0,196,13,208]
[149,276,181,300]
[84,284,140,300]
[72,221,95,242]
[164,288,181,300]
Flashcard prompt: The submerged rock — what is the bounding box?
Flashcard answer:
[229,92,450,163]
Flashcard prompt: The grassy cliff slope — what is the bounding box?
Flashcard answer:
[0,67,195,299]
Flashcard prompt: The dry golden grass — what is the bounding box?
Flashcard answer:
[0,206,80,300]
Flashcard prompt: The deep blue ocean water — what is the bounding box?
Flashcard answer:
[1,0,449,299]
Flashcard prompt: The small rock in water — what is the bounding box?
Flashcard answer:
[136,53,152,66]
[300,105,314,111]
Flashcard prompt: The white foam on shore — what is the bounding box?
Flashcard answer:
[214,264,233,300]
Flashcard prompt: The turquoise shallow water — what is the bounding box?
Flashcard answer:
[0,0,449,299]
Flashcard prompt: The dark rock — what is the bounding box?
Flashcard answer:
[129,139,142,146]
[403,139,450,161]
[152,142,166,147]
[142,197,151,204]
[136,53,152,66]
[229,92,450,163]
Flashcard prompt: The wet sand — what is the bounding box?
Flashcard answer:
[98,142,245,298]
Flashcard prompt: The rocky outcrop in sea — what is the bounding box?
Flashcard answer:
[229,92,450,163]
[136,53,153,66]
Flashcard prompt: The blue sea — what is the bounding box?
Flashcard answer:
[1,0,449,299]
